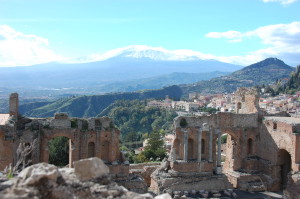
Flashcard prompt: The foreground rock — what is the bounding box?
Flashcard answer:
[0,160,170,199]
[74,157,109,181]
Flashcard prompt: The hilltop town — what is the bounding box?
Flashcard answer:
[148,89,300,117]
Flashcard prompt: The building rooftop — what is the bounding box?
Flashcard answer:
[264,116,300,125]
[0,114,9,125]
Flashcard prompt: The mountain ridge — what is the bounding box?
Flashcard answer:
[180,57,295,95]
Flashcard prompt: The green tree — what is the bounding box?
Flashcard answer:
[48,136,69,167]
[143,130,167,162]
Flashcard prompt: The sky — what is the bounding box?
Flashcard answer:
[0,0,300,67]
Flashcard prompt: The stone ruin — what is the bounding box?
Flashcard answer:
[0,157,171,199]
[150,87,300,198]
[0,93,147,193]
[1,90,300,198]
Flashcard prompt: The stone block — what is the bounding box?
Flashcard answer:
[74,157,109,181]
[18,163,60,186]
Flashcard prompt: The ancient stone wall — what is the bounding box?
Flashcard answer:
[0,112,125,172]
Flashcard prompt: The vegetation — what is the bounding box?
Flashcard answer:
[99,100,177,144]
[254,65,300,96]
[20,85,182,118]
[280,65,300,94]
[199,107,218,114]
[221,134,228,144]
[48,137,69,167]
[133,130,167,163]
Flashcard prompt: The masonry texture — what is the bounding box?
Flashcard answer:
[1,89,300,198]
[150,88,300,197]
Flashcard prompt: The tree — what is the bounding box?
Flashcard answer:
[48,136,69,166]
[142,130,167,162]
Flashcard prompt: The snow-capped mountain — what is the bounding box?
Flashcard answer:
[0,45,243,96]
[62,45,215,63]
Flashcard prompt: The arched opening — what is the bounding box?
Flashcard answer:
[201,139,205,154]
[173,139,180,159]
[247,138,253,155]
[188,138,194,160]
[88,142,95,158]
[95,119,101,131]
[237,102,242,109]
[277,149,292,190]
[101,141,109,162]
[48,136,70,167]
[273,122,277,130]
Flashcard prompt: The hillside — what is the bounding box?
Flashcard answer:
[20,85,182,118]
[181,58,295,95]
[278,65,300,94]
[98,100,177,142]
[97,71,228,93]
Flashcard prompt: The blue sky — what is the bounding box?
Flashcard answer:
[0,0,300,67]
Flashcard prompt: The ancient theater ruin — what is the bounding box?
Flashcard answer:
[151,87,300,196]
[0,93,128,175]
[1,89,300,197]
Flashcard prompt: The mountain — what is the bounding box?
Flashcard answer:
[94,71,229,93]
[19,85,182,118]
[0,45,241,97]
[181,58,295,95]
[18,58,295,118]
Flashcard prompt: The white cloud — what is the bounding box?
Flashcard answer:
[205,22,300,66]
[206,31,244,43]
[261,0,298,5]
[0,25,64,67]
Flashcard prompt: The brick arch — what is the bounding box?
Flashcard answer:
[173,139,180,159]
[277,149,292,189]
[101,140,110,162]
[88,142,95,158]
[40,130,79,167]
[188,138,194,160]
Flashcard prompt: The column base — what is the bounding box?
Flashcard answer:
[215,166,222,174]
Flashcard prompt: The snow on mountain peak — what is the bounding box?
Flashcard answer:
[62,45,213,64]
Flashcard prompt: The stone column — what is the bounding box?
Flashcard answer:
[9,93,19,117]
[197,127,202,162]
[183,129,188,162]
[216,129,222,174]
[208,129,213,162]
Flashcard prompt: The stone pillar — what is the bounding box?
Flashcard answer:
[9,93,19,117]
[208,129,213,162]
[197,127,202,162]
[183,129,188,162]
[216,129,222,174]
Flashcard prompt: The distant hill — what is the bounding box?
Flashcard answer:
[96,71,228,93]
[181,58,295,95]
[20,85,182,118]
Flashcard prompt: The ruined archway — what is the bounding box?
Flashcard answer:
[88,142,95,158]
[277,149,292,190]
[188,138,194,160]
[237,102,242,111]
[101,141,109,162]
[201,139,205,155]
[48,136,70,167]
[247,138,253,155]
[173,139,180,159]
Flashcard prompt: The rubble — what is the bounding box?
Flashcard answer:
[0,160,170,199]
